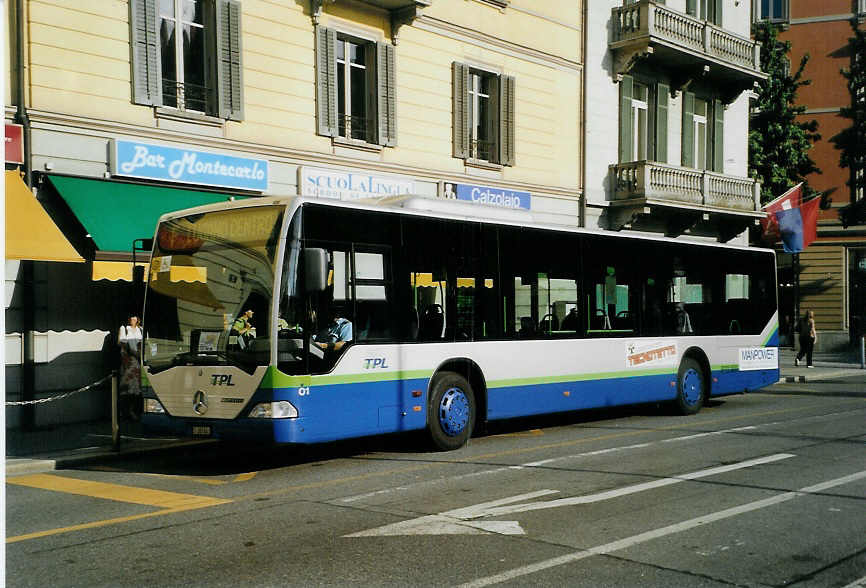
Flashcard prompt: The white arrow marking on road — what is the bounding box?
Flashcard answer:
[344,490,558,537]
[343,453,795,537]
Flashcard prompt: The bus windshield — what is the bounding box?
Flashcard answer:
[143,205,285,374]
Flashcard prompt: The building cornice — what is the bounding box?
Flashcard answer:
[789,13,856,25]
[25,109,583,200]
[412,14,582,74]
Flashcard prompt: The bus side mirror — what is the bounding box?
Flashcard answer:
[304,248,329,293]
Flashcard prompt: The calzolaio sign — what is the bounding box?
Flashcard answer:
[110,139,268,192]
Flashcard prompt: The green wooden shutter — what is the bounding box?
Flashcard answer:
[131,0,161,106]
[619,75,634,163]
[713,99,724,172]
[452,62,470,159]
[713,0,722,25]
[686,0,696,17]
[316,26,338,137]
[500,74,516,166]
[377,42,397,147]
[655,83,669,163]
[682,91,695,168]
[216,0,243,120]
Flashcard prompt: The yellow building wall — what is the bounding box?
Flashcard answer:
[17,0,582,193]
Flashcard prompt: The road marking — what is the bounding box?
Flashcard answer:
[6,474,232,544]
[144,473,228,486]
[338,425,762,504]
[344,454,794,537]
[841,575,866,588]
[7,474,231,509]
[458,470,866,588]
[234,472,258,482]
[7,508,206,544]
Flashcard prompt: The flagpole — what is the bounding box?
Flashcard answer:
[793,252,800,350]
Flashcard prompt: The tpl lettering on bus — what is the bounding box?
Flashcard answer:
[210,374,235,386]
[364,358,390,369]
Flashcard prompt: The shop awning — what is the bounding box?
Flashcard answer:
[47,175,247,254]
[5,170,84,262]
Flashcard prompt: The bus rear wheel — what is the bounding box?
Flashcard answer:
[427,372,475,451]
[675,357,705,415]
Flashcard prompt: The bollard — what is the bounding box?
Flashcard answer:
[861,336,865,370]
[111,370,120,451]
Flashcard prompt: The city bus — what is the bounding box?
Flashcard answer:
[141,195,780,450]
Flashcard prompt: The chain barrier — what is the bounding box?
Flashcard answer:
[5,373,113,406]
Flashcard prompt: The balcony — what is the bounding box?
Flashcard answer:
[610,1,765,100]
[312,0,431,41]
[608,161,763,241]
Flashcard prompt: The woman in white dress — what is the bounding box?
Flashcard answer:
[118,315,143,418]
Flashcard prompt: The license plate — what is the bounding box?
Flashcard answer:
[191,425,211,437]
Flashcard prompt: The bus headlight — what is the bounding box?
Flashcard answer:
[248,401,298,419]
[143,398,166,414]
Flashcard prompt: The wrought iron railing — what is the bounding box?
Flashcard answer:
[161,79,210,114]
[610,161,760,212]
[338,114,373,142]
[470,139,495,162]
[611,1,761,73]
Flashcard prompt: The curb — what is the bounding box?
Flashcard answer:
[6,438,216,477]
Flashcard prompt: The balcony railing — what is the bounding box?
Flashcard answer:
[611,1,761,74]
[610,161,760,212]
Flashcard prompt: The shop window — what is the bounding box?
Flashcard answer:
[131,0,243,120]
[316,27,397,147]
[452,62,516,166]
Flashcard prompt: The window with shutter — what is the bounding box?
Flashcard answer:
[130,0,243,120]
[315,28,397,147]
[654,83,669,163]
[619,75,634,163]
[452,63,515,166]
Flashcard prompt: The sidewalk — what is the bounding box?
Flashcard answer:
[6,349,864,477]
[5,419,214,477]
[777,346,865,383]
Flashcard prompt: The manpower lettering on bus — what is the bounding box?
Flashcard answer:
[738,346,779,371]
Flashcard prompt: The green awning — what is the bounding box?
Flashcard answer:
[47,175,247,253]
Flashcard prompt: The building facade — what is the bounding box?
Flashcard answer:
[4,0,584,427]
[584,0,765,243]
[761,0,866,350]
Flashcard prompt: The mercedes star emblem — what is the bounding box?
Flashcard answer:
[193,390,208,415]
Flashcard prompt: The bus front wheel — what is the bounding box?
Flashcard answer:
[427,372,475,451]
[675,357,705,415]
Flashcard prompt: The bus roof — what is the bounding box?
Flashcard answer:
[156,193,776,256]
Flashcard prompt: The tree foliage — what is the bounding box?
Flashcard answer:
[830,23,866,226]
[749,22,820,205]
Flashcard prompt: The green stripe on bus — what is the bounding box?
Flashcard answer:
[762,324,779,347]
[261,366,433,389]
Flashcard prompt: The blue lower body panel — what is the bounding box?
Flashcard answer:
[487,373,677,420]
[711,368,780,397]
[143,367,780,444]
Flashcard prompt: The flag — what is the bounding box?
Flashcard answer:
[761,183,803,243]
[775,196,819,253]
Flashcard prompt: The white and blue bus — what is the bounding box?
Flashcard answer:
[141,195,780,450]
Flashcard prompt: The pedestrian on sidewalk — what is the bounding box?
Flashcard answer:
[118,315,143,419]
[795,309,817,368]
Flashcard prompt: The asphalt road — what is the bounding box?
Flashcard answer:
[6,376,866,587]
